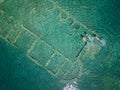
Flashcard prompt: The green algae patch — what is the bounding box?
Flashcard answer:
[28,40,54,66]
[46,54,65,74]
[81,40,101,60]
[15,31,36,52]
[0,0,5,4]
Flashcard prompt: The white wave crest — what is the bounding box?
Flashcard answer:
[100,39,106,46]
[63,81,79,90]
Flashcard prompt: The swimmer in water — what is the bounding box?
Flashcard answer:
[100,39,106,46]
[93,33,106,46]
[84,31,93,41]
[92,33,101,41]
[81,34,87,43]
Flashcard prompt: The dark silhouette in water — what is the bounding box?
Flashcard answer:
[76,34,87,57]
[76,42,87,57]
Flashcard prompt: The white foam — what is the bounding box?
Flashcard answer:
[63,81,79,90]
[88,36,94,42]
[100,39,106,46]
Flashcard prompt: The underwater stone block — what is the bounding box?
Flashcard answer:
[7,28,21,43]
[0,24,11,38]
[81,41,101,60]
[15,31,35,52]
[44,0,54,10]
[65,60,81,80]
[72,23,80,30]
[46,54,65,74]
[49,7,60,18]
[56,60,81,80]
[59,10,67,20]
[56,60,72,79]
[64,18,73,26]
[28,40,54,66]
[0,14,5,26]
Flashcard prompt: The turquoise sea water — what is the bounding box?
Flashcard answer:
[0,39,63,90]
[0,0,120,90]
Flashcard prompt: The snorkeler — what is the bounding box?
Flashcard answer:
[81,34,87,43]
[84,31,93,41]
[93,33,106,46]
[92,33,101,41]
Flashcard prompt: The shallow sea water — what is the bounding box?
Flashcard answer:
[0,0,120,90]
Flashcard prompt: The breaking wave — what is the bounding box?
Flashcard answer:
[100,39,106,46]
[63,81,79,90]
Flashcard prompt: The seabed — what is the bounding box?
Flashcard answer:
[0,0,120,90]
